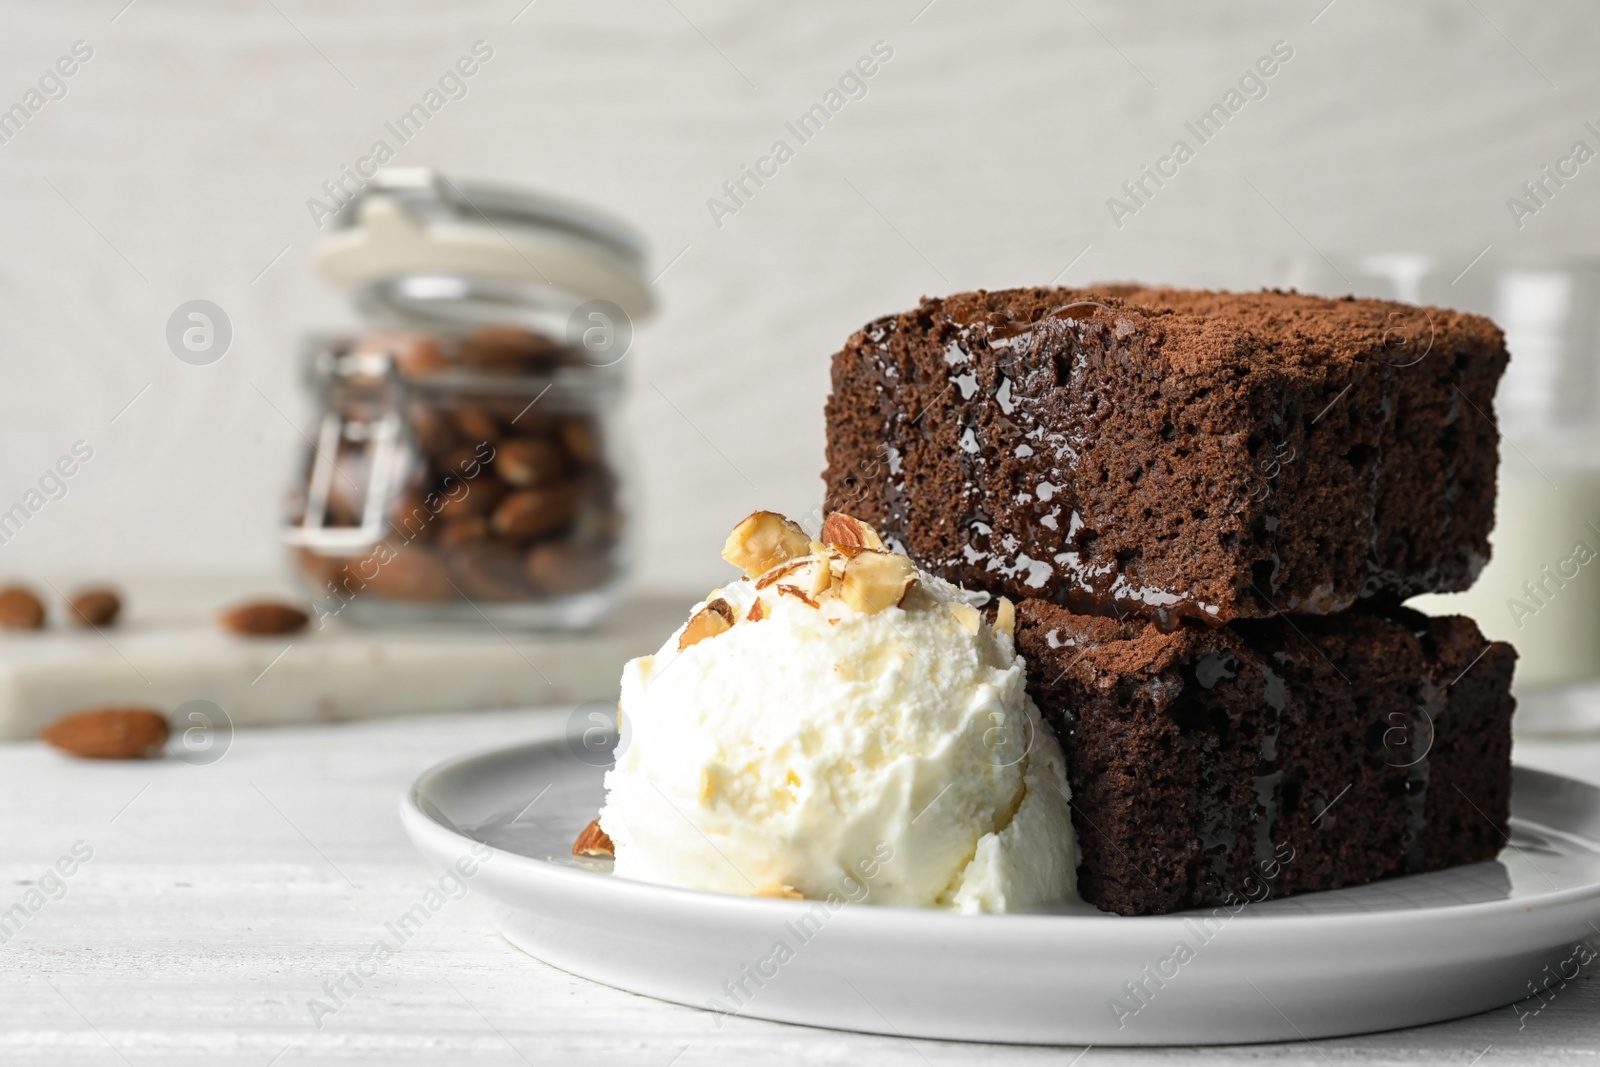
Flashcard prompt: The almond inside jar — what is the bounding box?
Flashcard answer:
[289,325,627,623]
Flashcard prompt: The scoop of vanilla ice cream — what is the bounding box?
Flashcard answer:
[597,547,1078,913]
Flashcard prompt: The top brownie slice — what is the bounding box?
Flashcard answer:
[822,286,1508,624]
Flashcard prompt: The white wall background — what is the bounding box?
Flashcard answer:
[0,0,1596,592]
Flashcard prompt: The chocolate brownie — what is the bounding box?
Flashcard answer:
[1015,599,1515,916]
[823,287,1508,625]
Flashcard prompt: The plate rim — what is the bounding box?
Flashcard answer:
[402,737,1600,930]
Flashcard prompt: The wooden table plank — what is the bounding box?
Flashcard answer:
[2,710,1596,1065]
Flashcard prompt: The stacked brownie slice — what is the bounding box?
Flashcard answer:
[823,286,1517,915]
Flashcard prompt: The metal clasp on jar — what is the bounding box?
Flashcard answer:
[285,346,409,554]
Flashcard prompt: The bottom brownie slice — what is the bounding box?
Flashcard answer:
[1015,601,1516,916]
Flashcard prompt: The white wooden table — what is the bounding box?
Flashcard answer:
[3,709,1596,1066]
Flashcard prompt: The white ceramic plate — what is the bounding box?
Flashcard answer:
[401,739,1600,1046]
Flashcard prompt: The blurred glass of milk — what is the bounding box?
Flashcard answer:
[1285,253,1600,730]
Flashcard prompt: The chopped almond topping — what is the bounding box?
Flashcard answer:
[776,585,820,608]
[807,557,834,597]
[756,884,806,900]
[572,818,614,857]
[994,596,1016,637]
[951,602,981,635]
[839,550,917,614]
[679,598,735,650]
[723,511,812,578]
[759,555,834,597]
[821,512,886,557]
[747,598,766,622]
[755,557,810,590]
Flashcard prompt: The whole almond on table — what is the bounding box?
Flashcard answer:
[218,600,310,635]
[722,511,812,578]
[68,588,122,628]
[0,585,46,630]
[41,707,169,760]
[572,818,614,857]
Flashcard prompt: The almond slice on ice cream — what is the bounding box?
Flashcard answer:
[950,602,981,635]
[839,550,917,614]
[776,585,819,608]
[678,598,735,650]
[994,595,1016,637]
[754,558,810,590]
[764,555,832,599]
[722,511,812,578]
[572,818,614,856]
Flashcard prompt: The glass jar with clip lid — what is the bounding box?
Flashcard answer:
[286,167,654,629]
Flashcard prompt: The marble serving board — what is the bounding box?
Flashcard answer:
[0,571,689,741]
